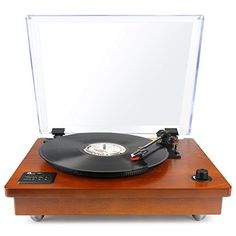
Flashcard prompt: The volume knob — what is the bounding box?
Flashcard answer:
[192,169,212,182]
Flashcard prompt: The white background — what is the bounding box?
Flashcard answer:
[0,0,235,235]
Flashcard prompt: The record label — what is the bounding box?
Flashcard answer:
[84,142,126,156]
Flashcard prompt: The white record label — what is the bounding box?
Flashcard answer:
[84,142,126,156]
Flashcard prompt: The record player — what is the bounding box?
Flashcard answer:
[5,15,231,221]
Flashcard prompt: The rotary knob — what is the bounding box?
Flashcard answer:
[192,169,212,182]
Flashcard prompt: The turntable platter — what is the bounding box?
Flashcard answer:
[39,133,169,178]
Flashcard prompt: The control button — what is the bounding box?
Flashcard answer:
[192,169,212,182]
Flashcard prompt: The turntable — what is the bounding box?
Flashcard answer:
[5,15,231,221]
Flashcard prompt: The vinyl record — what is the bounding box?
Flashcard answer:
[39,133,168,178]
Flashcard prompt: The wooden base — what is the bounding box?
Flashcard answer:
[14,197,222,215]
[5,138,231,217]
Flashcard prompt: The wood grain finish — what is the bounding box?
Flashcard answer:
[5,138,231,215]
[14,197,222,215]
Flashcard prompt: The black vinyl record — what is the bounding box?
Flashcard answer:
[39,133,169,178]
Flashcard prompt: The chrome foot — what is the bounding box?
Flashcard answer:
[30,215,44,222]
[192,214,206,221]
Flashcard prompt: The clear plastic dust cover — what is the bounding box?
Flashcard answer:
[26,15,204,135]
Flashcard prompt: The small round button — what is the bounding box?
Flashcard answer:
[192,169,212,182]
